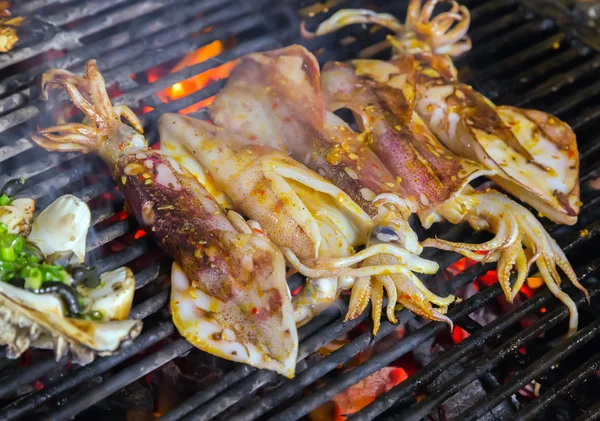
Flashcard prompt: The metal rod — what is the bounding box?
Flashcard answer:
[266,266,503,421]
[40,339,194,421]
[0,322,177,421]
[515,352,600,421]
[155,305,345,421]
[455,318,600,421]
[397,285,599,421]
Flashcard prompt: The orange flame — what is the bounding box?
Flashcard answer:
[147,40,237,114]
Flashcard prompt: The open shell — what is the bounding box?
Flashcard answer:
[0,267,141,365]
[0,194,141,364]
[28,194,90,264]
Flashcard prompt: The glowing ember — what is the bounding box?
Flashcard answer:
[147,40,237,114]
[478,270,498,287]
[527,277,543,289]
[452,325,470,344]
[311,367,408,421]
[445,255,479,276]
[520,285,535,299]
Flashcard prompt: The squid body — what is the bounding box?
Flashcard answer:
[31,61,298,377]
[304,0,587,334]
[208,45,456,333]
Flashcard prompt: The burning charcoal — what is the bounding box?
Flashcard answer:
[144,350,232,416]
[173,349,232,385]
[106,380,154,412]
[408,318,443,367]
[427,363,514,420]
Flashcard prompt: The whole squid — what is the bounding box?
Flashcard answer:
[159,114,443,334]
[30,60,298,377]
[321,58,588,335]
[304,0,580,226]
[209,45,455,333]
[210,45,419,253]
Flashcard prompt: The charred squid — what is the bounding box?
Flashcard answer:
[209,46,455,333]
[303,0,581,226]
[321,58,587,335]
[30,60,298,377]
[160,114,441,333]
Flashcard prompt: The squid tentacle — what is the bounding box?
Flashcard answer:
[281,247,432,280]
[346,276,372,322]
[424,191,587,333]
[370,278,385,335]
[392,273,453,329]
[399,268,455,307]
[303,1,472,57]
[303,243,437,273]
[356,253,454,335]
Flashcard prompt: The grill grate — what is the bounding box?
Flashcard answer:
[0,0,598,420]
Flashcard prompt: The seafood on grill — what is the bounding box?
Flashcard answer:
[0,2,24,53]
[303,0,581,226]
[0,191,141,364]
[160,114,440,333]
[209,45,455,333]
[321,58,587,335]
[31,61,298,377]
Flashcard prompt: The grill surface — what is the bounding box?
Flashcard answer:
[0,0,599,420]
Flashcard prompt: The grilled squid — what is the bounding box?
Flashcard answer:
[210,46,454,333]
[30,61,298,377]
[160,114,440,333]
[304,0,580,226]
[320,56,587,335]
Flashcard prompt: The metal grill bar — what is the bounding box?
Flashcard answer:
[454,319,600,421]
[514,56,600,107]
[0,322,176,421]
[575,401,600,421]
[516,352,600,421]
[160,306,343,421]
[349,281,565,419]
[0,357,67,400]
[0,1,168,69]
[179,304,372,421]
[397,287,599,421]
[42,338,194,421]
[0,0,231,97]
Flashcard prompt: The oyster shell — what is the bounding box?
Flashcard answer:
[0,194,142,364]
[0,269,142,365]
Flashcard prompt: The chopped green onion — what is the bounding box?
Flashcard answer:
[23,267,43,290]
[0,194,12,206]
[11,236,24,254]
[0,247,15,261]
[0,223,7,234]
